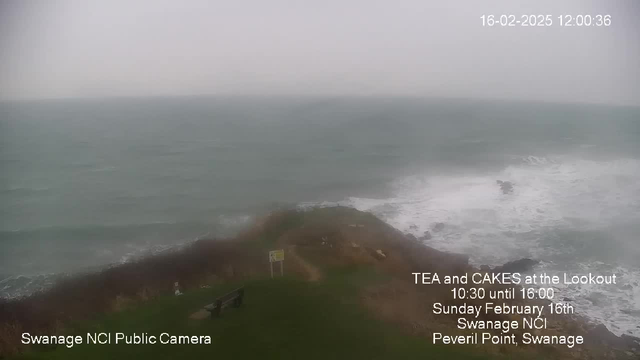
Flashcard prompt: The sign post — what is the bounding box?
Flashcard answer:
[268,249,285,278]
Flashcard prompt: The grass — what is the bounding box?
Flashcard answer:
[0,236,265,357]
[14,267,499,360]
[7,208,547,359]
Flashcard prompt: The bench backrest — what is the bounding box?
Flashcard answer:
[217,287,244,303]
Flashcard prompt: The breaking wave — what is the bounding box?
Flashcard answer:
[0,214,254,299]
[317,155,640,337]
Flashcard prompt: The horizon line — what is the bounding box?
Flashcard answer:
[0,93,638,109]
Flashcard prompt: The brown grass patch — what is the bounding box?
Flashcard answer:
[0,237,265,358]
[0,322,25,358]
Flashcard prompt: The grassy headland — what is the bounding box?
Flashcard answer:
[1,207,636,359]
[14,271,501,360]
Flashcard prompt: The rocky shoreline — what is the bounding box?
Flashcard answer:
[406,224,640,359]
[1,207,638,359]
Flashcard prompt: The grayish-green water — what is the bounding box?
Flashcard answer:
[1,96,639,335]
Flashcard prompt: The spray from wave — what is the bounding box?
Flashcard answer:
[0,214,254,299]
[313,155,640,337]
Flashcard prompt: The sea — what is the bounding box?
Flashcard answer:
[1,96,638,336]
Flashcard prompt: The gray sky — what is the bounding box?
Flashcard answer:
[0,0,638,105]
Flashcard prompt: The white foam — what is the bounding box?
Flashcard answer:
[327,156,640,336]
[217,214,253,228]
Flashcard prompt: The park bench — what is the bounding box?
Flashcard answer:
[204,287,245,318]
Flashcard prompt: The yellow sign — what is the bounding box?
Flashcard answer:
[269,249,284,263]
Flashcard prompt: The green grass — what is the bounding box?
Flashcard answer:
[16,267,503,360]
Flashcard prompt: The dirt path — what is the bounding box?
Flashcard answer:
[287,245,322,282]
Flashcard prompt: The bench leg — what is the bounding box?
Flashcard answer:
[236,289,244,307]
[213,299,222,318]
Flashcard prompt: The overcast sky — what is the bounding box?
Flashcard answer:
[0,0,638,105]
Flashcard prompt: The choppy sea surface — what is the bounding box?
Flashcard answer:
[1,96,639,336]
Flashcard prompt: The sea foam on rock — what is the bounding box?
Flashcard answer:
[491,258,540,274]
[496,180,514,194]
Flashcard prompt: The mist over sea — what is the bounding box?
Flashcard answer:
[1,96,639,336]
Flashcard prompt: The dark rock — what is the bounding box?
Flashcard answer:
[584,324,640,354]
[405,234,418,241]
[621,334,640,348]
[479,265,491,272]
[621,309,640,316]
[448,252,470,267]
[409,224,418,230]
[562,297,574,302]
[586,292,606,306]
[432,222,445,232]
[496,180,514,194]
[492,258,539,274]
[419,231,432,241]
[585,324,628,349]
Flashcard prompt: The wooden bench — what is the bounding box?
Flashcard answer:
[204,287,245,318]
